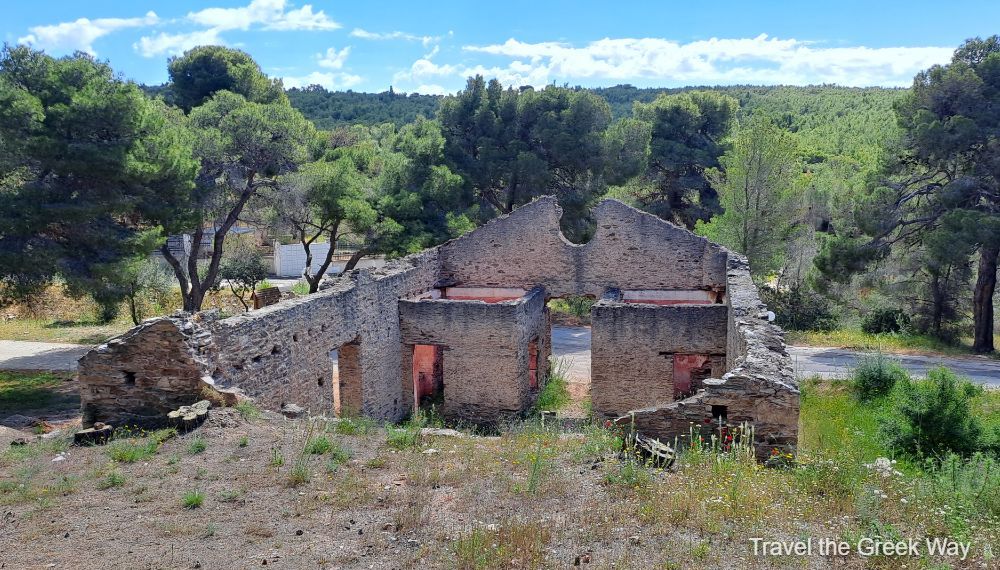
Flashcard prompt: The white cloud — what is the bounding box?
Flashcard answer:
[455,34,954,87]
[134,0,340,58]
[317,47,350,69]
[18,11,159,55]
[414,84,449,95]
[188,0,339,32]
[350,28,442,47]
[282,71,362,90]
[134,29,225,58]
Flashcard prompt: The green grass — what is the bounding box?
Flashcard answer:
[97,470,126,490]
[291,281,312,295]
[331,415,377,435]
[534,358,571,412]
[0,371,77,415]
[182,489,204,509]
[234,401,261,421]
[106,428,176,463]
[0,318,128,345]
[304,435,332,455]
[187,436,207,455]
[786,327,999,358]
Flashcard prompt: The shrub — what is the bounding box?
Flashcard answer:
[851,352,909,401]
[182,489,204,509]
[326,444,351,472]
[861,307,910,334]
[881,367,985,457]
[759,285,838,331]
[332,416,376,435]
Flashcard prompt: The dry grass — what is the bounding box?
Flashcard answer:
[0,388,996,568]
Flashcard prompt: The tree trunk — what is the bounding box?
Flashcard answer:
[344,249,368,271]
[972,244,998,353]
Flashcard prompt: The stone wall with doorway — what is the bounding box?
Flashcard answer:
[591,302,728,418]
[397,287,548,423]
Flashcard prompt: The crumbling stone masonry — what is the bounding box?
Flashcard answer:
[78,197,798,455]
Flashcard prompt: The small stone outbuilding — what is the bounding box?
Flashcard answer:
[78,197,798,456]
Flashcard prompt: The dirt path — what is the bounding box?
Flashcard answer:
[0,340,92,371]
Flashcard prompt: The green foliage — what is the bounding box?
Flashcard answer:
[851,353,909,402]
[332,416,376,436]
[97,470,126,490]
[626,90,738,228]
[107,428,175,463]
[219,238,269,312]
[439,76,612,240]
[181,489,204,509]
[187,436,207,455]
[118,258,174,326]
[386,412,425,450]
[287,86,439,129]
[548,296,594,320]
[880,367,988,457]
[304,436,332,455]
[861,307,910,335]
[167,46,286,111]
[759,285,839,331]
[698,115,802,276]
[0,46,198,309]
[235,400,261,421]
[535,359,571,412]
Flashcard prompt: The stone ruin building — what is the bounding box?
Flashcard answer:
[78,197,799,457]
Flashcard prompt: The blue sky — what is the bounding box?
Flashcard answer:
[5,1,999,94]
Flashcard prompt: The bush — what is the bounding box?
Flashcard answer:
[759,285,838,331]
[851,352,909,401]
[861,307,910,334]
[880,367,985,457]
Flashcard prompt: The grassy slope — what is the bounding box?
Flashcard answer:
[0,380,996,568]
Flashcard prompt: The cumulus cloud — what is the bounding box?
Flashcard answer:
[135,0,339,57]
[413,84,450,95]
[282,71,363,90]
[317,47,350,69]
[134,29,225,58]
[18,11,159,55]
[188,0,339,32]
[350,28,446,48]
[455,34,953,87]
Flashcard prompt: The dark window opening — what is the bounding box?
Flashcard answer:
[123,371,136,385]
[711,405,728,420]
[317,376,324,387]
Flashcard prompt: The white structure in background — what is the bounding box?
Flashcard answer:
[273,240,335,277]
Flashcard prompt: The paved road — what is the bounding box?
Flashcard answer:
[788,346,1000,388]
[0,341,91,371]
[550,326,1000,388]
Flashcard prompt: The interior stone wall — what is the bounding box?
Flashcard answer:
[397,287,547,424]
[591,302,728,418]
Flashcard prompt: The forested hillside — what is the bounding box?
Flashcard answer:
[286,86,439,129]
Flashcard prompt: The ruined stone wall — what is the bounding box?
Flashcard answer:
[78,317,213,426]
[80,251,442,427]
[438,197,728,297]
[591,302,728,418]
[620,255,799,458]
[398,288,546,423]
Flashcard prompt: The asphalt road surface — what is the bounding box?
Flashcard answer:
[549,326,1000,388]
